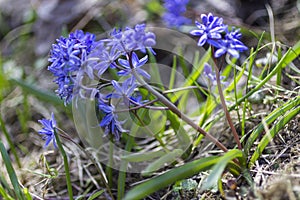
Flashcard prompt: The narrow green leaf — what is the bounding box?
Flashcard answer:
[87,190,104,200]
[201,149,243,191]
[124,156,220,200]
[0,114,21,168]
[280,40,300,67]
[0,184,14,200]
[244,96,300,156]
[142,149,184,176]
[170,48,211,103]
[121,150,165,162]
[9,78,69,108]
[235,47,292,106]
[117,134,135,200]
[249,105,300,165]
[0,140,25,200]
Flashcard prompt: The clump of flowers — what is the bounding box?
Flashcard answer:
[40,13,248,148]
[190,13,248,58]
[45,24,156,141]
[48,30,96,104]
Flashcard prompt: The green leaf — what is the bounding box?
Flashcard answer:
[281,40,300,68]
[121,150,165,162]
[141,149,184,176]
[244,96,300,156]
[124,156,220,200]
[9,78,68,108]
[0,140,25,200]
[201,149,244,191]
[249,105,300,165]
[235,47,293,106]
[0,182,14,200]
[87,190,104,200]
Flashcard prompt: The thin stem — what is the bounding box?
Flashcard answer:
[106,136,114,188]
[53,130,73,200]
[131,110,169,152]
[214,65,242,150]
[57,128,115,200]
[0,115,21,168]
[114,98,168,113]
[128,62,228,152]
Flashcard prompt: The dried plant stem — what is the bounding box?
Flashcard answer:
[131,68,228,152]
[214,66,242,150]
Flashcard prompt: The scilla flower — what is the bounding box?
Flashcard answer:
[162,0,191,28]
[48,30,96,104]
[38,113,57,148]
[98,99,127,140]
[190,13,248,58]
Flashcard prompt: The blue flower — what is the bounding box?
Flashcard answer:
[48,30,96,104]
[162,0,191,28]
[190,13,248,58]
[98,99,127,140]
[38,113,57,148]
[190,13,226,46]
[107,79,137,105]
[212,39,248,58]
[89,45,121,77]
[118,52,150,83]
[203,63,227,86]
[104,24,156,54]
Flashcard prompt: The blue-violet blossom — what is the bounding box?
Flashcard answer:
[107,79,137,106]
[163,0,191,28]
[203,63,227,86]
[118,52,151,84]
[38,113,57,148]
[98,99,127,140]
[190,13,248,58]
[104,24,156,54]
[48,30,96,104]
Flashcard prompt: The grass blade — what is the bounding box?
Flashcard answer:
[201,149,244,191]
[244,96,300,156]
[124,156,220,200]
[87,190,104,200]
[141,149,183,176]
[0,139,24,200]
[0,114,21,168]
[249,105,300,165]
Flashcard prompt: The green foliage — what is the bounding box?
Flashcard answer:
[0,140,25,200]
[124,156,221,200]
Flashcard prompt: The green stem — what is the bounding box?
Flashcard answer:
[117,135,134,200]
[57,128,115,200]
[106,136,114,188]
[54,130,73,200]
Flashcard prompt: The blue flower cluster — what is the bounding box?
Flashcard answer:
[190,13,248,58]
[48,30,96,104]
[47,24,156,140]
[162,0,191,28]
[42,12,248,144]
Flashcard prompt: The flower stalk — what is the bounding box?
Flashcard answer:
[53,130,73,200]
[129,54,228,152]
